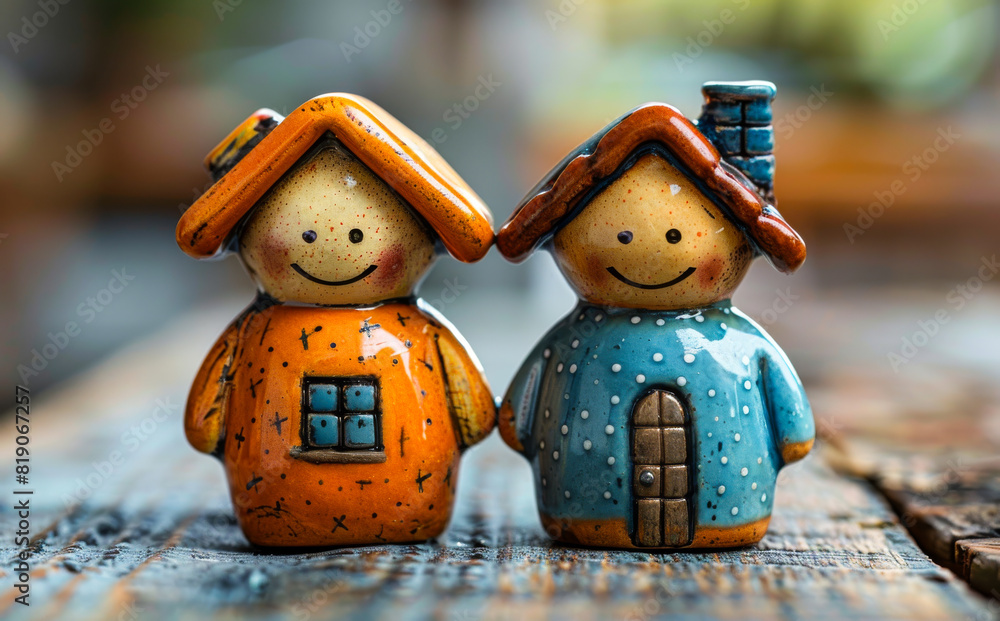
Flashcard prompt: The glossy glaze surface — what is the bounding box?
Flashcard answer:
[499,302,813,548]
[184,301,493,547]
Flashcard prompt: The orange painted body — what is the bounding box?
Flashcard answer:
[184,300,494,547]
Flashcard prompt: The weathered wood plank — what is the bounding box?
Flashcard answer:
[815,363,1000,600]
[0,300,994,620]
[958,539,1000,600]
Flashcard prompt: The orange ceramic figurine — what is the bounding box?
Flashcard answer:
[177,94,496,547]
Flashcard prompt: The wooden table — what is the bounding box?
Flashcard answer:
[2,293,997,620]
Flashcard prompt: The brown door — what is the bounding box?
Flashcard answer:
[632,389,692,547]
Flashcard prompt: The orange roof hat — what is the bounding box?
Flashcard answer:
[498,85,806,273]
[177,94,495,263]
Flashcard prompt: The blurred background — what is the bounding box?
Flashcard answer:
[2,0,999,396]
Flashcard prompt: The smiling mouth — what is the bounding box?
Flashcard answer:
[290,263,378,286]
[606,266,696,290]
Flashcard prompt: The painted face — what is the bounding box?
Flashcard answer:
[552,154,753,310]
[239,142,438,305]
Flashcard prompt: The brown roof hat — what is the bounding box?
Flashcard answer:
[497,103,806,273]
[177,94,494,263]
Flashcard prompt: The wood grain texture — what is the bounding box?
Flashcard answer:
[815,364,1000,601]
[0,301,994,620]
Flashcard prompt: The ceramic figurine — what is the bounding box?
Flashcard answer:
[177,94,496,547]
[496,81,814,549]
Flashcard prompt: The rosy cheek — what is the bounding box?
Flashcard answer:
[257,236,291,281]
[584,253,610,289]
[697,255,725,288]
[373,243,406,288]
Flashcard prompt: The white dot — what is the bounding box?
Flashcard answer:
[721,456,728,464]
[743,405,750,414]
[683,353,695,364]
[571,339,579,349]
[544,409,550,418]
[695,315,705,323]
[607,456,616,465]
[603,491,612,499]
[583,439,592,450]
[707,432,713,438]
[556,363,564,372]
[752,482,757,490]
[569,364,578,373]
[717,485,726,495]
[564,393,569,400]
[734,433,741,442]
[595,313,603,322]
[578,314,585,321]
[740,467,748,476]
[655,318,665,326]
[714,416,719,421]
[630,316,641,324]
[761,493,767,502]
[565,491,571,498]
[677,376,687,387]
[594,380,599,385]
[553,451,560,460]
[708,389,716,397]
[757,457,762,464]
[605,425,615,435]
[653,353,663,362]
[611,363,621,373]
[543,349,551,358]
[542,478,547,486]
[636,374,646,384]
[561,425,568,435]
[611,395,620,405]
[721,323,728,330]
[540,440,545,449]
[744,380,752,390]
[580,410,589,419]
[731,507,739,516]
[742,356,750,365]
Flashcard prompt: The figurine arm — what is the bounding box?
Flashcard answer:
[498,347,546,457]
[184,321,240,456]
[762,346,815,465]
[434,329,497,451]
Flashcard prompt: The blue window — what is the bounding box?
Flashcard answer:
[299,376,382,455]
[308,414,339,447]
[308,384,338,412]
[343,414,376,449]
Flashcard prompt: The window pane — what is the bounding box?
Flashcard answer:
[308,384,338,412]
[308,414,339,447]
[343,414,376,449]
[344,384,375,412]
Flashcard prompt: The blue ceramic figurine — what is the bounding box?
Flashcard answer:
[495,81,814,548]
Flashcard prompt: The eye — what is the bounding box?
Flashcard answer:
[666,229,682,244]
[349,228,364,244]
[617,231,633,244]
[302,230,317,243]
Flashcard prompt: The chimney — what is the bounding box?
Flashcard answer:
[696,81,776,203]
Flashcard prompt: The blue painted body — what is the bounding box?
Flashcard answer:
[504,300,813,532]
